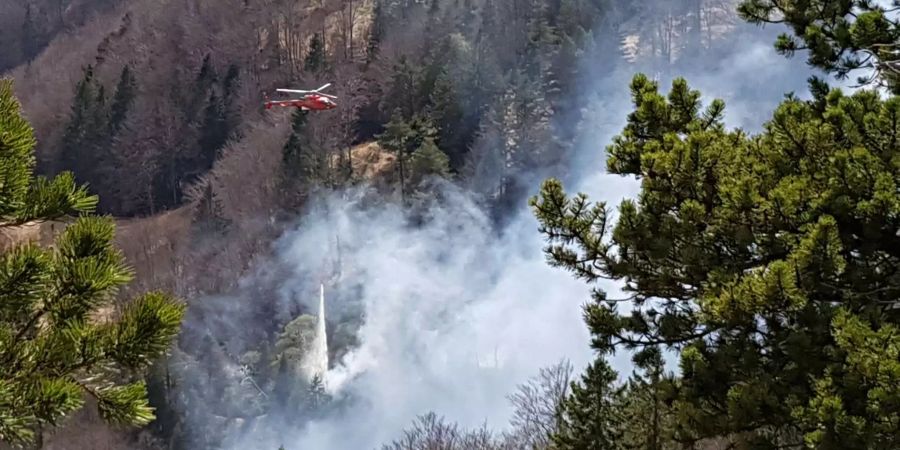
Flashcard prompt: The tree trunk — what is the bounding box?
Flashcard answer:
[348,0,354,60]
[398,151,406,202]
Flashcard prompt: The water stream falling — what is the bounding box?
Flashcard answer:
[303,284,329,382]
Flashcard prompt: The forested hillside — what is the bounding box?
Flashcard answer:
[2,0,751,300]
[4,0,894,449]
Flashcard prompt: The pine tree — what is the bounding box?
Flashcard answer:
[0,77,185,448]
[408,137,450,187]
[621,348,677,450]
[366,0,384,62]
[531,73,900,447]
[551,358,624,450]
[302,374,330,416]
[91,84,109,141]
[221,64,241,136]
[85,83,112,195]
[21,3,43,62]
[196,54,217,93]
[222,64,240,98]
[198,91,227,171]
[61,66,100,179]
[381,56,419,119]
[463,110,506,201]
[190,54,218,118]
[739,0,900,92]
[191,181,229,239]
[376,109,415,199]
[281,109,323,189]
[304,34,327,74]
[428,70,465,168]
[109,64,136,134]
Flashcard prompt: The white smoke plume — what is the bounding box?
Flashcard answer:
[184,16,861,450]
[252,185,611,449]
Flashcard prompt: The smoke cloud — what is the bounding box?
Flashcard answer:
[183,16,854,450]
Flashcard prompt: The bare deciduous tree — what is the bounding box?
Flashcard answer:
[382,360,574,450]
[504,359,573,449]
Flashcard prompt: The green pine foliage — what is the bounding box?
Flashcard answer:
[1,79,95,224]
[428,70,465,167]
[551,358,624,450]
[377,109,416,198]
[408,137,450,186]
[620,348,677,450]
[382,56,420,120]
[531,73,900,447]
[739,0,900,92]
[0,78,185,448]
[376,110,439,199]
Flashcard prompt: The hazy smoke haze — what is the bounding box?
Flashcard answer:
[188,16,847,450]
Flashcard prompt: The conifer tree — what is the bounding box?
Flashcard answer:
[281,109,322,189]
[739,0,900,92]
[109,64,136,134]
[91,84,109,141]
[551,358,624,450]
[377,110,415,199]
[428,70,465,167]
[304,34,327,74]
[0,78,185,448]
[198,91,227,171]
[195,54,217,94]
[301,375,330,416]
[620,348,676,450]
[408,137,450,186]
[61,66,100,180]
[366,0,384,62]
[191,54,218,118]
[532,73,900,447]
[382,56,419,119]
[222,64,240,98]
[21,3,43,63]
[221,64,241,136]
[191,181,229,239]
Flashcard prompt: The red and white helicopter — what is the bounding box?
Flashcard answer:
[264,83,337,111]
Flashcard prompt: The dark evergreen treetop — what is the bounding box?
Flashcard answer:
[109,64,136,134]
[304,34,326,74]
[532,73,900,447]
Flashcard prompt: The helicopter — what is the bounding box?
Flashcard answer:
[264,83,337,111]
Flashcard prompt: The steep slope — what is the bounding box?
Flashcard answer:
[7,0,373,216]
[0,0,789,447]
